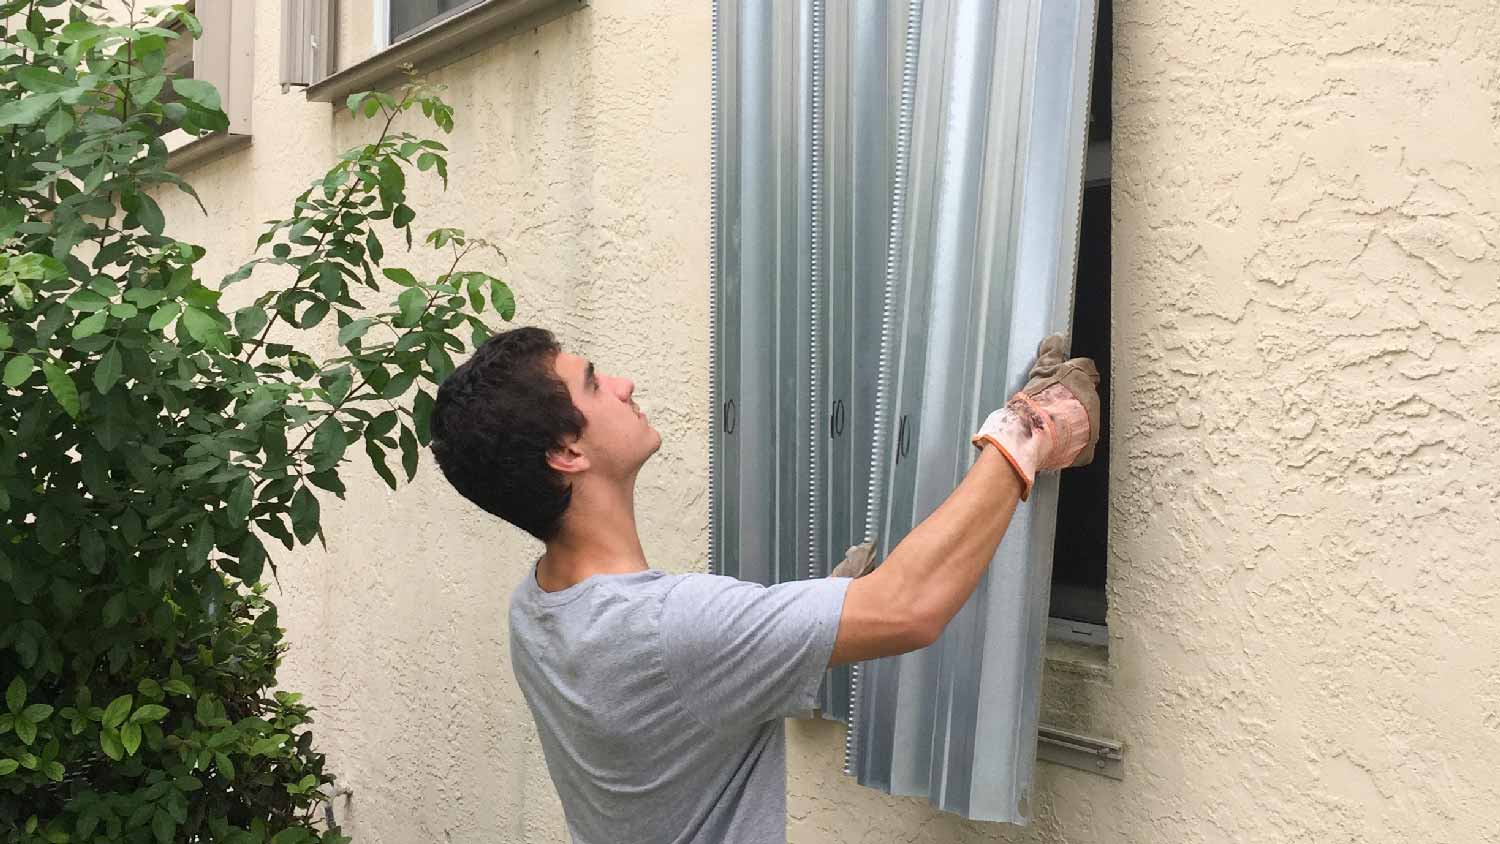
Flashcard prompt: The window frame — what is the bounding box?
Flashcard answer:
[302,0,587,104]
[1045,0,1112,649]
[372,0,492,50]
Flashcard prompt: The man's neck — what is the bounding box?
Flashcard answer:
[535,480,649,592]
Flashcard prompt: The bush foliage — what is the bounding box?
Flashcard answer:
[0,2,511,841]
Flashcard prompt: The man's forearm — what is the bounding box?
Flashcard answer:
[832,446,1022,664]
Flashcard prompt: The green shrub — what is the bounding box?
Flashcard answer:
[0,2,511,841]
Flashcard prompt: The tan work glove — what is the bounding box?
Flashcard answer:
[830,541,879,579]
[971,335,1100,501]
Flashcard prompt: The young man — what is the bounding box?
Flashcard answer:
[430,327,1100,844]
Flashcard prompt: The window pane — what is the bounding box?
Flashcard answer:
[391,0,487,42]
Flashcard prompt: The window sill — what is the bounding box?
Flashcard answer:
[304,0,588,104]
[166,131,253,173]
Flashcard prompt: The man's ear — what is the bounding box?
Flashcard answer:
[546,437,589,476]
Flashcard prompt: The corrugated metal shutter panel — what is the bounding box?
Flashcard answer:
[711,0,1098,825]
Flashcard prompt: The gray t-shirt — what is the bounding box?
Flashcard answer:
[508,566,851,844]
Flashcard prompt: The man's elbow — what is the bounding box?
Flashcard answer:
[914,614,946,652]
[896,609,943,654]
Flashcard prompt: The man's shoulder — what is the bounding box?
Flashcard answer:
[509,568,701,617]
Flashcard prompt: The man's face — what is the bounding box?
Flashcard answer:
[552,351,661,478]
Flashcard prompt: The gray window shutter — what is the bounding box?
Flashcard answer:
[279,0,335,90]
[195,0,255,135]
[711,0,1098,825]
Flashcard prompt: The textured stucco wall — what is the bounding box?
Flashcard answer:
[140,0,1500,842]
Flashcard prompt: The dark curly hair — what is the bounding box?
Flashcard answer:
[430,327,586,542]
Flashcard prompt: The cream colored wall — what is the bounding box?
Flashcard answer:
[144,0,1500,842]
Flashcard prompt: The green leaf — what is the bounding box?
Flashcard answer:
[227,477,253,528]
[42,761,63,782]
[0,760,17,776]
[59,21,106,42]
[397,287,426,325]
[121,721,142,756]
[133,74,166,106]
[21,704,51,722]
[102,694,132,729]
[102,593,126,627]
[15,718,36,745]
[238,534,266,584]
[15,68,70,93]
[234,305,268,339]
[94,345,123,393]
[72,311,108,339]
[65,289,110,311]
[163,679,192,696]
[215,751,235,780]
[149,301,181,330]
[130,704,169,723]
[271,828,309,844]
[490,280,516,320]
[413,389,435,444]
[181,306,221,344]
[399,424,420,481]
[393,204,416,228]
[0,92,60,126]
[311,419,347,472]
[135,193,165,236]
[337,318,375,346]
[171,78,221,111]
[76,811,100,840]
[0,714,11,733]
[42,363,80,419]
[10,281,33,310]
[299,300,329,328]
[99,729,123,761]
[367,410,399,439]
[44,107,73,143]
[152,808,174,844]
[290,486,320,545]
[3,355,34,387]
[382,267,417,287]
[316,261,343,296]
[366,438,398,490]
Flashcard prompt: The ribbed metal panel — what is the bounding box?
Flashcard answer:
[813,0,911,723]
[711,0,1097,824]
[279,0,335,90]
[711,0,822,588]
[848,0,1097,823]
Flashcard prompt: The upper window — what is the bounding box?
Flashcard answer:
[294,0,583,102]
[380,0,488,46]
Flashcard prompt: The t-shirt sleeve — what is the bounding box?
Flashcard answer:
[658,574,851,732]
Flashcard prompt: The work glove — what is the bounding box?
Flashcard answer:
[971,334,1100,501]
[830,541,879,579]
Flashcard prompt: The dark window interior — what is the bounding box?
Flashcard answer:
[1050,0,1111,628]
